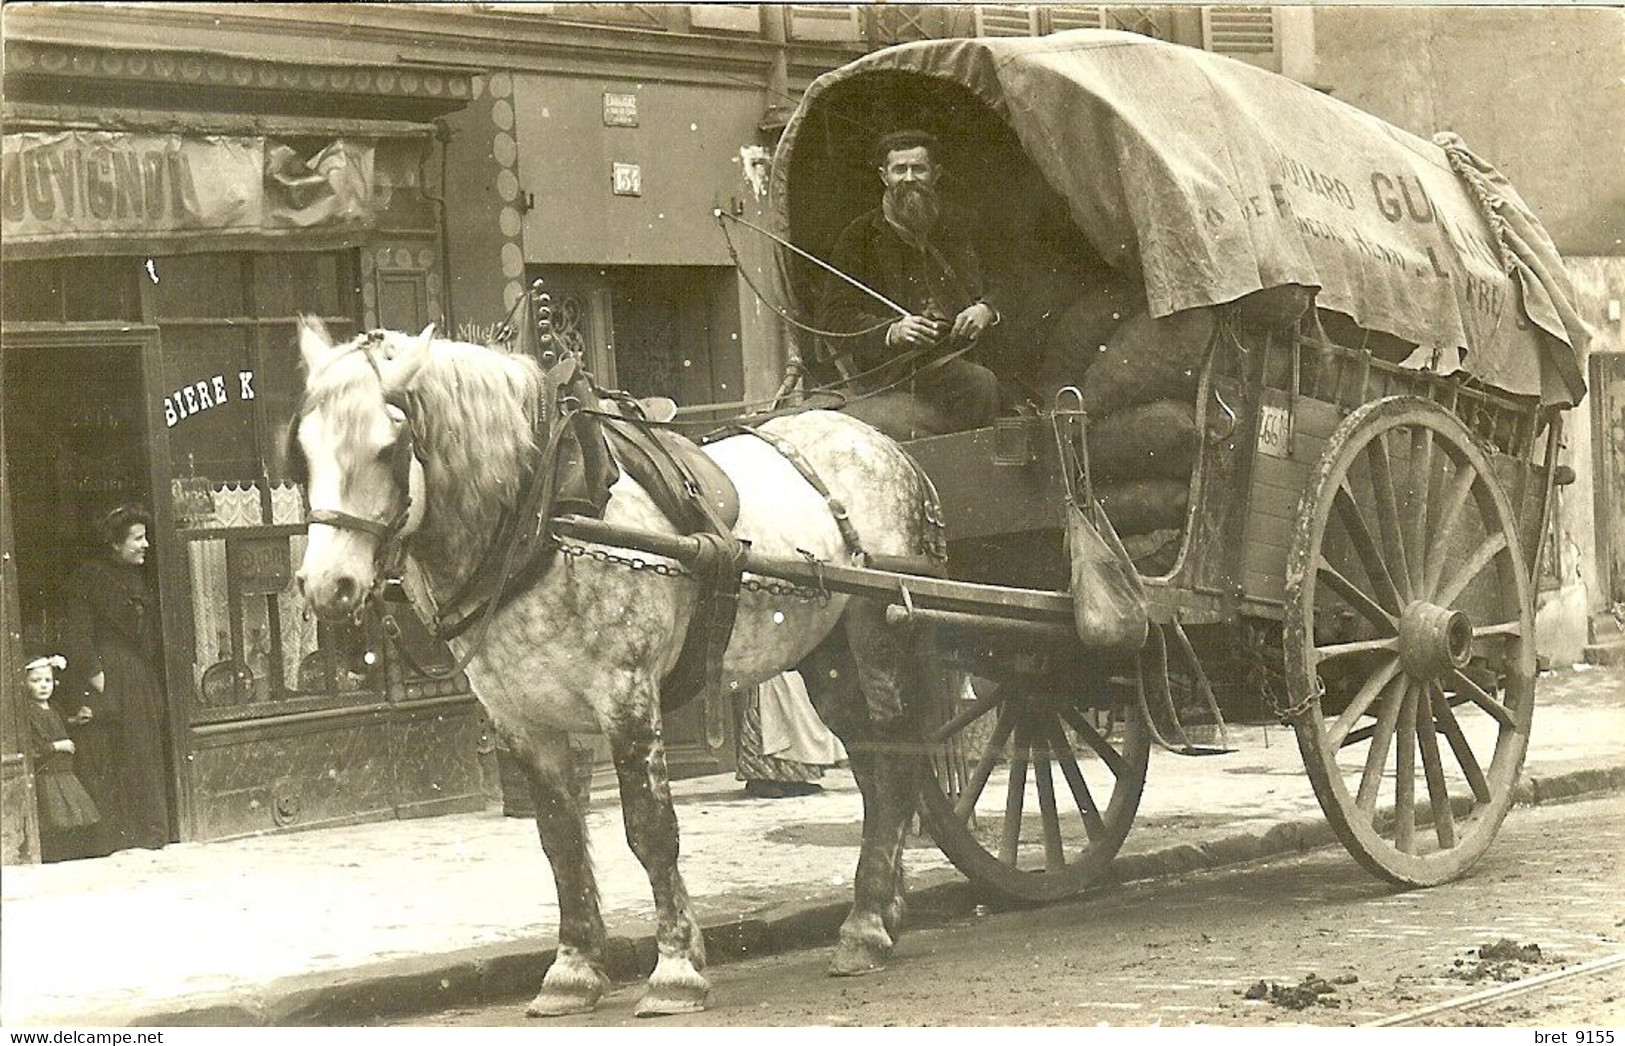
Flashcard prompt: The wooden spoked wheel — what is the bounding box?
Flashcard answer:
[918,683,1150,902]
[1285,396,1535,886]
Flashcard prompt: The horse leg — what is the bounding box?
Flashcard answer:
[806,604,923,976]
[514,729,610,1017]
[802,628,897,939]
[608,706,710,1017]
[843,744,911,954]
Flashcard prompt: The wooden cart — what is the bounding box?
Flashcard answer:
[561,317,1565,900]
[574,31,1588,902]
[897,321,1561,899]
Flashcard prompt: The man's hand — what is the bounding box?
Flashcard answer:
[70,706,93,725]
[886,314,947,351]
[951,302,997,343]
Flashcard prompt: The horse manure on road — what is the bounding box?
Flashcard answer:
[1242,973,1345,1010]
[1447,938,1562,983]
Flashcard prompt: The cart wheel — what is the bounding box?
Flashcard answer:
[1285,396,1535,887]
[917,681,1150,902]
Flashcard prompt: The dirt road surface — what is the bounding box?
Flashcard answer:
[378,794,1625,1027]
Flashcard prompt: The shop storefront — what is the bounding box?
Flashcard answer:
[1,39,486,857]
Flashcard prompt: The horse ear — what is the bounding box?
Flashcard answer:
[297,315,335,373]
[384,323,435,392]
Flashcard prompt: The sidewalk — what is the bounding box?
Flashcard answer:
[3,665,1621,1027]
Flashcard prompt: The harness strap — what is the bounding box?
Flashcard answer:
[589,413,751,712]
[715,425,867,562]
[598,416,734,537]
[434,404,575,643]
[306,507,401,540]
[662,531,751,714]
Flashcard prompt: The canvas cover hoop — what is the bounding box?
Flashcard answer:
[769,30,1587,407]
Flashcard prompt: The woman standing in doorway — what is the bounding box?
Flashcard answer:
[61,504,171,853]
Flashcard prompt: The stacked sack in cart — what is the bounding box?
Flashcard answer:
[1033,273,1216,578]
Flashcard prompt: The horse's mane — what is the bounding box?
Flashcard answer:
[307,335,543,583]
[411,340,543,579]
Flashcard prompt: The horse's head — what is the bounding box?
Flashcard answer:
[290,317,433,618]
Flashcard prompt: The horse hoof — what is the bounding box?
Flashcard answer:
[828,937,890,977]
[526,966,607,1018]
[634,987,709,1018]
[526,990,602,1018]
[636,957,710,1017]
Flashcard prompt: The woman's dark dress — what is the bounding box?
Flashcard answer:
[26,700,100,861]
[61,557,171,853]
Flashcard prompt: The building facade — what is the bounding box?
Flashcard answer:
[0,10,486,859]
[1309,5,1625,665]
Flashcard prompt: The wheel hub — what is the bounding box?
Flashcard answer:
[1398,601,1473,679]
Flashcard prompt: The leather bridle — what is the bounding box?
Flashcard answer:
[292,332,426,596]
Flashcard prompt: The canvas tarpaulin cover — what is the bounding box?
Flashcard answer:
[771,30,1587,406]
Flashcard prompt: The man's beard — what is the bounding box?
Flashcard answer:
[885,181,940,241]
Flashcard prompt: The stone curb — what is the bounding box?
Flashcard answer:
[91,761,1625,1027]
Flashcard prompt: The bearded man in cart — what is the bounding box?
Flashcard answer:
[819,129,1003,435]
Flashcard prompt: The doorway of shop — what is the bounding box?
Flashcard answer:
[526,263,745,778]
[1,331,179,845]
[531,264,746,415]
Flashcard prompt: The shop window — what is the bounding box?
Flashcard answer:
[1,257,141,323]
[254,251,353,319]
[159,325,260,483]
[149,253,249,319]
[145,248,372,722]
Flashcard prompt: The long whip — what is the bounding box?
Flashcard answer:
[713,210,910,319]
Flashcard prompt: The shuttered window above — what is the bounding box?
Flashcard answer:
[1202,6,1280,69]
[1044,5,1108,32]
[689,4,759,33]
[974,5,1040,37]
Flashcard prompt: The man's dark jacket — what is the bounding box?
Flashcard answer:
[818,202,1003,372]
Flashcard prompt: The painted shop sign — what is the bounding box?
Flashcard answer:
[164,371,255,428]
[1,131,378,257]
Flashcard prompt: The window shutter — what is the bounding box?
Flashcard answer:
[974,5,1039,37]
[1202,6,1280,70]
[1042,5,1107,33]
[689,4,759,33]
[787,4,860,42]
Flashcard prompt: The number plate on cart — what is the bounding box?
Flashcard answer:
[1257,392,1294,458]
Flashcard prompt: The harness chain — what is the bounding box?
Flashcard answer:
[550,538,832,604]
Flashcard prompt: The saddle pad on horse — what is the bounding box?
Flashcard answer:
[597,416,744,713]
[600,418,740,534]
